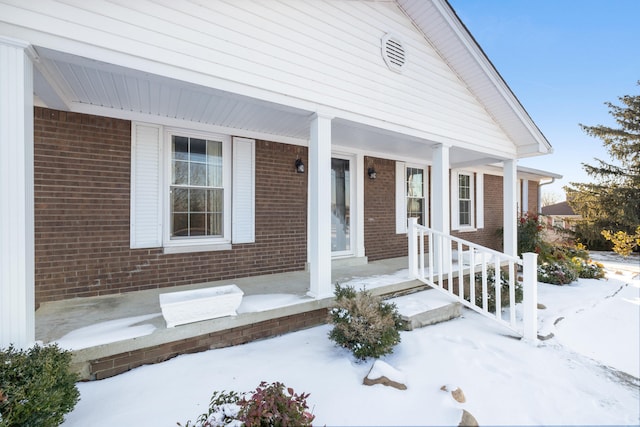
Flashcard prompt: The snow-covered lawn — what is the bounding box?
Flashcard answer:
[62,253,639,426]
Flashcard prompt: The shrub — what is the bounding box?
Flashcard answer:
[178,382,313,427]
[238,381,313,427]
[517,212,545,256]
[537,262,578,285]
[472,267,523,313]
[570,257,605,279]
[0,344,80,427]
[328,283,405,360]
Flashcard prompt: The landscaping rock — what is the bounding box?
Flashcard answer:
[363,360,407,390]
[440,384,466,403]
[537,303,547,309]
[459,409,479,426]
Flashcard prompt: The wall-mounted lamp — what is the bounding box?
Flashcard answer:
[295,158,305,173]
[367,167,377,179]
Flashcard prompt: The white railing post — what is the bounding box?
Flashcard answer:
[522,252,539,343]
[408,218,418,278]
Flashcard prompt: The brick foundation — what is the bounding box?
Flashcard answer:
[87,308,328,380]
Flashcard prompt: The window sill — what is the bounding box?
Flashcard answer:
[455,226,477,233]
[163,242,232,254]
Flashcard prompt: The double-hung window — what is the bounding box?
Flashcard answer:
[131,122,254,252]
[457,173,472,227]
[451,170,483,231]
[170,135,224,239]
[396,162,428,233]
[406,167,426,226]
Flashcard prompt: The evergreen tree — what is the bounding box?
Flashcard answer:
[564,83,640,249]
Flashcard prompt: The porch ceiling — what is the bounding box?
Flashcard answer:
[32,46,501,166]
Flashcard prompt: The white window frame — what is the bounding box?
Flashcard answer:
[451,170,481,232]
[163,128,232,253]
[396,162,428,234]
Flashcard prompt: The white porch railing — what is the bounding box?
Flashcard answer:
[407,218,538,341]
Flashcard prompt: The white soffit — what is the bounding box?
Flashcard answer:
[33,47,313,142]
[396,0,552,158]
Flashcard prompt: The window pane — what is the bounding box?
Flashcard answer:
[172,213,189,237]
[172,188,188,213]
[172,160,188,185]
[208,212,223,236]
[190,138,207,163]
[189,213,207,236]
[190,162,207,186]
[459,174,470,199]
[407,168,423,198]
[189,189,206,212]
[207,140,223,187]
[460,200,471,226]
[407,198,424,225]
[172,136,188,161]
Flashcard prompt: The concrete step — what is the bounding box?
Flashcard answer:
[389,289,462,331]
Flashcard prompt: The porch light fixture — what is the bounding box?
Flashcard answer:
[368,167,377,179]
[295,158,305,173]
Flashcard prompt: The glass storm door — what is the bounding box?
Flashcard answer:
[331,157,352,255]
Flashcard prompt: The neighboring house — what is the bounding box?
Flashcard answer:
[541,201,580,242]
[1,0,558,348]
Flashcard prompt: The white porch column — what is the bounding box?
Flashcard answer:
[503,159,518,258]
[431,144,450,234]
[0,38,35,349]
[307,113,333,299]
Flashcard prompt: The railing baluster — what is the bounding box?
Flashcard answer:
[429,231,435,283]
[509,260,516,327]
[419,229,425,280]
[481,258,488,311]
[457,241,464,299]
[469,247,475,307]
[494,255,502,320]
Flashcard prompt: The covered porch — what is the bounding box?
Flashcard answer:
[1,41,532,350]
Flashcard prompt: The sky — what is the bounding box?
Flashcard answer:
[448,0,640,202]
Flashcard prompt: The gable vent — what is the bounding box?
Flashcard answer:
[381,33,406,72]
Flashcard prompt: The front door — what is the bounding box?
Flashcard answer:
[331,157,352,256]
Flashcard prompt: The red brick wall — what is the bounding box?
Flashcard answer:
[452,174,504,251]
[34,108,307,306]
[527,180,539,214]
[363,157,408,261]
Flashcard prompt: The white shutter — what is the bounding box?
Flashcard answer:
[395,161,406,234]
[130,122,163,248]
[232,137,255,244]
[476,172,484,229]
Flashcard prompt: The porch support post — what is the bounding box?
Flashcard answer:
[307,113,333,299]
[431,144,450,235]
[431,144,450,272]
[0,37,35,349]
[503,159,518,258]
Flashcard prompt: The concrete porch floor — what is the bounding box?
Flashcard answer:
[36,256,440,379]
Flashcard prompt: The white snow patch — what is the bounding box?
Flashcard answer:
[390,290,455,316]
[366,360,407,385]
[55,313,160,350]
[237,294,309,313]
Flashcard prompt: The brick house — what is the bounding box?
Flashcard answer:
[1,0,557,349]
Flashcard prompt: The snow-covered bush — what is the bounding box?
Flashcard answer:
[537,262,578,285]
[328,283,405,360]
[178,382,313,427]
[472,267,523,313]
[0,344,79,427]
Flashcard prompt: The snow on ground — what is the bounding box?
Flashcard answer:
[61,253,640,426]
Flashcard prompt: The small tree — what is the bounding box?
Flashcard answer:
[565,84,640,250]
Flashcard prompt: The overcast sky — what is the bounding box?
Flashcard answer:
[448,0,640,201]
